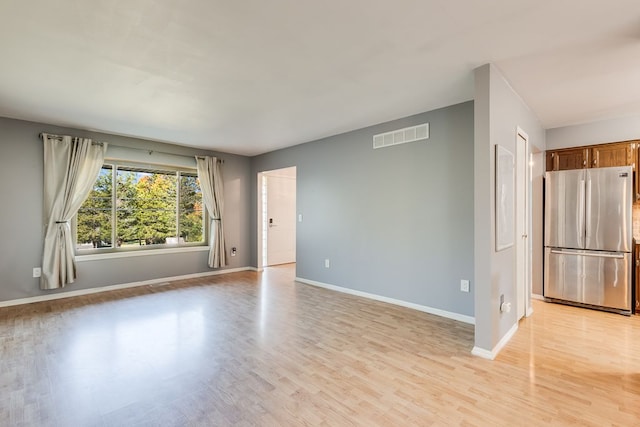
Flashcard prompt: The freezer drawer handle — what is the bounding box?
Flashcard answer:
[550,249,624,259]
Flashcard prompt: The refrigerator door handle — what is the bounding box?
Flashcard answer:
[585,178,592,241]
[579,179,585,247]
[550,249,624,259]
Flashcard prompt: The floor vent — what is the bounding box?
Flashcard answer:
[373,123,429,149]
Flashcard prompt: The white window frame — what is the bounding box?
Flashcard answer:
[74,160,208,258]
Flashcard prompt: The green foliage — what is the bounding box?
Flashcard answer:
[77,168,113,248]
[115,171,138,245]
[133,172,176,245]
[77,167,204,249]
[179,176,203,243]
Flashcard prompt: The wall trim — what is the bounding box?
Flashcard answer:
[471,321,519,360]
[295,276,475,325]
[0,267,257,308]
[470,346,494,360]
[531,293,544,301]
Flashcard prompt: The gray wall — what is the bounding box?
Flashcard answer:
[0,117,251,302]
[250,102,475,317]
[473,64,545,352]
[547,115,640,150]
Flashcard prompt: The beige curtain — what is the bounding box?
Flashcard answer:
[196,156,226,268]
[41,134,106,289]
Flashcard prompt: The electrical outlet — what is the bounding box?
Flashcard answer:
[298,214,303,222]
[460,279,470,292]
[33,267,41,278]
[324,259,330,268]
[231,247,237,257]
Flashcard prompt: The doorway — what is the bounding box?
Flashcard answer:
[257,167,297,269]
[515,128,532,320]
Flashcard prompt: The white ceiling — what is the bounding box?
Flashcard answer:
[1,0,639,156]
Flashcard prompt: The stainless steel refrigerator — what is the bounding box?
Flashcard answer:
[544,166,633,313]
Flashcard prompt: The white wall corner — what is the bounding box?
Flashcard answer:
[471,346,495,360]
[471,321,518,360]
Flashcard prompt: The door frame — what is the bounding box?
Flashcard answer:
[257,167,297,270]
[257,171,266,271]
[516,127,533,318]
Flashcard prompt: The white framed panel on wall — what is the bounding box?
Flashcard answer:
[496,144,515,251]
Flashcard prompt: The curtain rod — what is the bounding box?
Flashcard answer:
[39,132,105,146]
[196,156,224,163]
[39,132,224,163]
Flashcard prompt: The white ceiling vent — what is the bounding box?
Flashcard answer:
[373,123,429,149]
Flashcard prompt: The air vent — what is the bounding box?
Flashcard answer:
[373,123,429,149]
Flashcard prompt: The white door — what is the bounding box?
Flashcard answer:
[516,129,530,320]
[264,167,296,266]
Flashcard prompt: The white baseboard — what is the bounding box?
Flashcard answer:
[531,293,545,301]
[0,267,256,308]
[295,277,475,325]
[470,346,494,360]
[471,321,519,360]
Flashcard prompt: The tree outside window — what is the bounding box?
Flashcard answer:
[76,164,204,251]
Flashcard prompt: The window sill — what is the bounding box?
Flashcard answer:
[76,245,209,262]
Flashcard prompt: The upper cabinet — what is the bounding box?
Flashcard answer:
[590,142,634,168]
[546,147,589,171]
[546,141,637,172]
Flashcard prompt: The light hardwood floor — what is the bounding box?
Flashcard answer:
[1,264,639,426]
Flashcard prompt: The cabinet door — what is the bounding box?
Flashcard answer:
[635,245,640,314]
[635,142,640,200]
[546,151,555,171]
[590,142,633,168]
[546,148,589,171]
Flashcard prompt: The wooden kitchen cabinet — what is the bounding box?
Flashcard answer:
[546,147,589,171]
[635,141,640,200]
[546,141,637,172]
[590,142,635,168]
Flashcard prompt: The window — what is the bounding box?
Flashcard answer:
[76,163,205,252]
